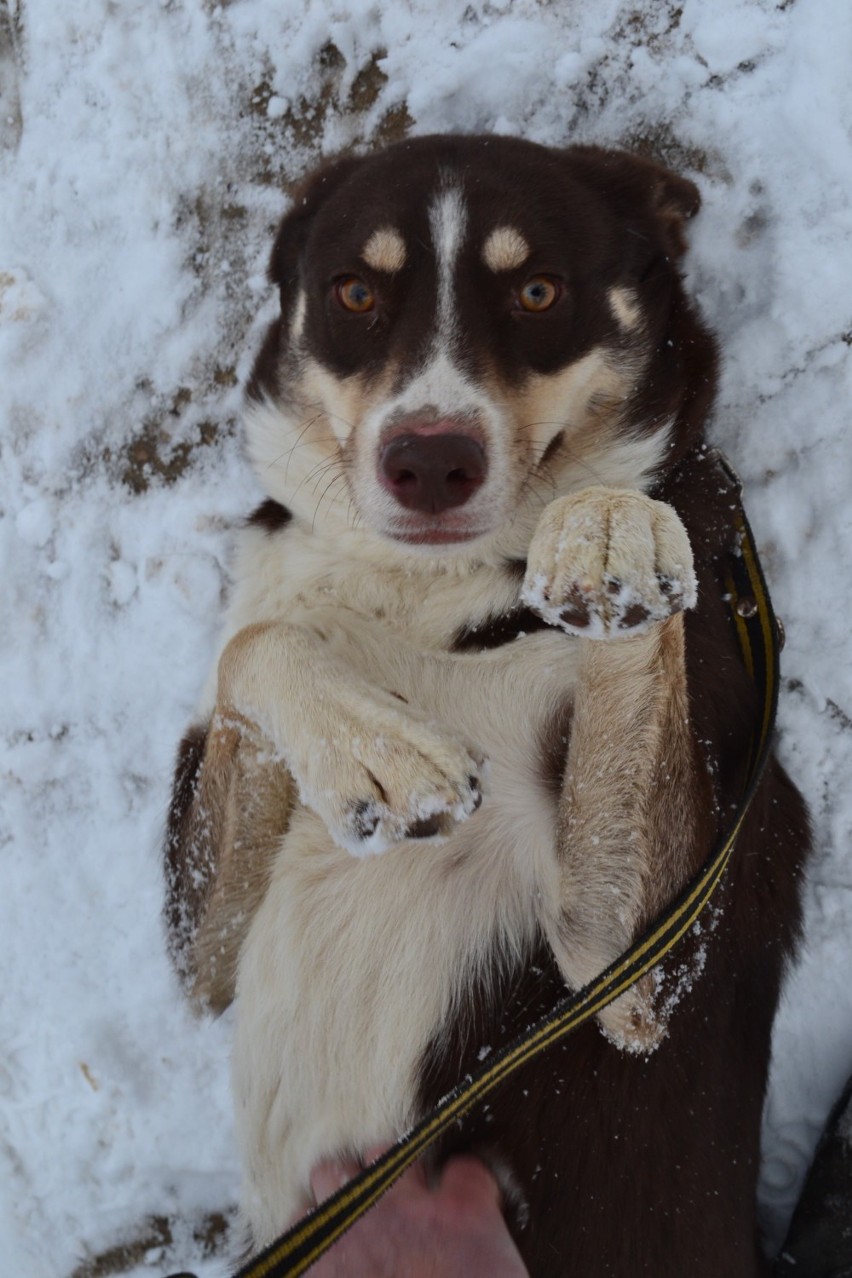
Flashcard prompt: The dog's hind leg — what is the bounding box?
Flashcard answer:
[164,713,295,1012]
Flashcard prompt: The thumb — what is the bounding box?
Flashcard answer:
[438,1155,505,1213]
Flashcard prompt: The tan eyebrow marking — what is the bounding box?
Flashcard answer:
[362,227,407,274]
[482,226,530,272]
[608,286,642,331]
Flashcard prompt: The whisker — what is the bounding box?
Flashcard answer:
[305,460,345,495]
[312,472,349,533]
[268,436,344,472]
[263,416,328,473]
[282,416,325,484]
[293,456,344,500]
[521,420,623,489]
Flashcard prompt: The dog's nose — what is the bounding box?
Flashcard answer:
[379,433,486,513]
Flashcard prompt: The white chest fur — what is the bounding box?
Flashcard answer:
[225,523,582,1243]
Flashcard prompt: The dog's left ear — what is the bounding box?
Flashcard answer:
[634,154,701,258]
[568,146,701,260]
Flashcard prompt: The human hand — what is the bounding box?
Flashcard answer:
[306,1149,529,1278]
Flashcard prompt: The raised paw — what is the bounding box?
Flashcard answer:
[292,693,486,856]
[520,487,696,638]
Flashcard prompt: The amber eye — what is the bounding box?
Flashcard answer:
[518,275,561,313]
[335,276,375,313]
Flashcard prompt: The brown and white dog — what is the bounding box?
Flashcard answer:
[164,135,811,1276]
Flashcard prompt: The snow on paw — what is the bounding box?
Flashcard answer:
[597,976,668,1057]
[295,701,486,856]
[521,487,696,639]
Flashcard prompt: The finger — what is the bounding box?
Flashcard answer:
[362,1142,393,1165]
[362,1142,429,1191]
[311,1156,362,1202]
[438,1155,504,1212]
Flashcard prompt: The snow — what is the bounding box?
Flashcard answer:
[2,0,851,1273]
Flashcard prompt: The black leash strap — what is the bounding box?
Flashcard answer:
[180,455,781,1278]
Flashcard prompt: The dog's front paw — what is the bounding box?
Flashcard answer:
[294,695,486,856]
[521,487,696,638]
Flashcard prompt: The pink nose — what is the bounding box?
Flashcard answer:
[379,433,486,514]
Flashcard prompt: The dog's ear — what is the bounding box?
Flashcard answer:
[567,146,701,260]
[268,153,364,307]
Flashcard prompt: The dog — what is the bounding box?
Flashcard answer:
[164,134,811,1276]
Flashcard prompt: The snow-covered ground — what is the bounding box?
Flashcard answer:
[2,0,851,1273]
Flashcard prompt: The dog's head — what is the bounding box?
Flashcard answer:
[247,135,717,557]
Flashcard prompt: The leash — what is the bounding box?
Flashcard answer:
[171,451,781,1278]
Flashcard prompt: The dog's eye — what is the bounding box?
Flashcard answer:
[517,276,561,313]
[335,276,376,314]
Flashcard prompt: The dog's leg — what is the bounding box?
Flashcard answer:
[164,713,295,1011]
[523,486,701,1051]
[166,611,486,1007]
[216,619,485,856]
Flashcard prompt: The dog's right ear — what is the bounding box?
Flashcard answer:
[566,146,701,263]
[268,154,363,312]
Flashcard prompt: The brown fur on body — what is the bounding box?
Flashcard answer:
[424,459,810,1276]
[165,715,295,1011]
[162,135,810,1274]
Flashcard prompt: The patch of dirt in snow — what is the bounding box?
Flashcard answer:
[248,42,412,191]
[0,0,23,153]
[108,40,413,500]
[69,1208,234,1278]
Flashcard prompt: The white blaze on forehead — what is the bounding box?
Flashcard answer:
[429,186,467,343]
[482,226,530,273]
[362,226,407,274]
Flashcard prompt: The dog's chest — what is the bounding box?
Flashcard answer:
[230,530,582,1226]
[233,631,575,1224]
[221,522,534,655]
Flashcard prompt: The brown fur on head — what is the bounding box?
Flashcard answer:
[245,136,717,564]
